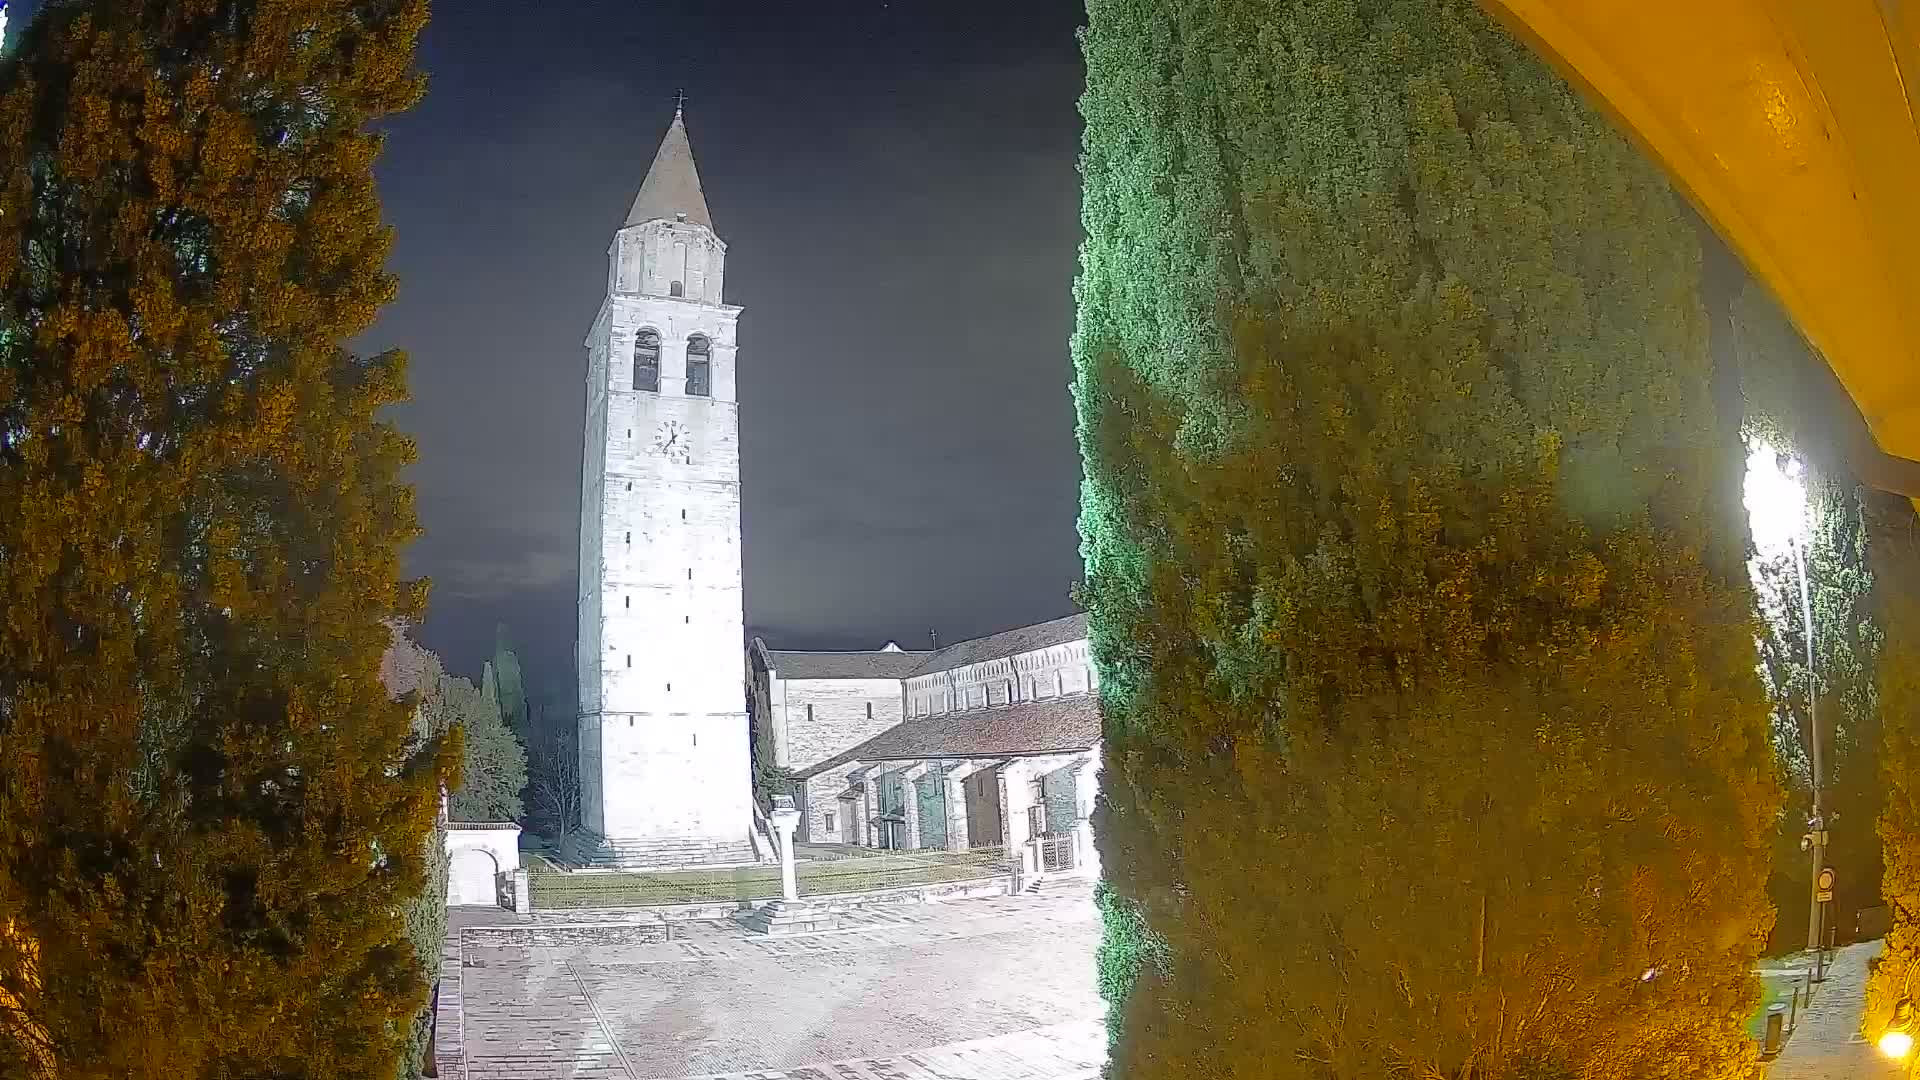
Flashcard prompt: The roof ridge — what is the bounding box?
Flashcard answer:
[769,647,935,656]
[922,612,1086,653]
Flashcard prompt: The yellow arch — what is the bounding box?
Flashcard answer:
[1478,0,1920,501]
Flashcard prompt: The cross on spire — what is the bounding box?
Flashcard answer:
[675,89,686,116]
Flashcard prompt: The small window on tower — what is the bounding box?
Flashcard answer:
[670,280,684,297]
[866,702,873,719]
[625,532,631,545]
[806,704,814,723]
[825,810,837,834]
[625,655,631,668]
[681,509,687,520]
[624,596,629,609]
[686,335,712,397]
[634,329,660,392]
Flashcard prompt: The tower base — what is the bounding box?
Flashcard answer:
[556,829,764,871]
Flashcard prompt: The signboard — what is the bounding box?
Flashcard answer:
[1816,866,1836,903]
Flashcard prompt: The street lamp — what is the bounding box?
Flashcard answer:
[1882,995,1916,1060]
[1743,441,1828,958]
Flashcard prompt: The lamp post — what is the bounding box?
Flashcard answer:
[1743,442,1830,967]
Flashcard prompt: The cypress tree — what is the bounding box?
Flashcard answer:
[1732,281,1883,951]
[1072,1,1779,1076]
[446,666,527,823]
[379,624,457,1080]
[0,2,445,1076]
[490,622,528,740]
[1866,495,1920,1035]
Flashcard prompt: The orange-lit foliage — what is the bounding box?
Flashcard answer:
[1072,0,1779,1076]
[1864,496,1920,1037]
[0,2,451,1076]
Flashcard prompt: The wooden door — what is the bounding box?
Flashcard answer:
[963,766,1004,848]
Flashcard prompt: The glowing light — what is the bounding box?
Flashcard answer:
[1879,1029,1913,1059]
[1743,439,1809,559]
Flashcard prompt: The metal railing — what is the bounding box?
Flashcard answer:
[796,845,1011,899]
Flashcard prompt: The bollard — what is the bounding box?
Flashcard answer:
[1763,1003,1787,1056]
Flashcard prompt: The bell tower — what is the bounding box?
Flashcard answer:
[572,107,755,865]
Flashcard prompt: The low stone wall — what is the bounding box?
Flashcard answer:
[463,922,672,948]
[522,873,1009,921]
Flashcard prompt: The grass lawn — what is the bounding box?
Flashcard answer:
[1746,972,1801,1041]
[524,847,1010,909]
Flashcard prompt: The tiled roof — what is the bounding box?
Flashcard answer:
[909,613,1089,677]
[799,693,1101,777]
[765,649,933,680]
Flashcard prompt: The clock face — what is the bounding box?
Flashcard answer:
[652,420,692,464]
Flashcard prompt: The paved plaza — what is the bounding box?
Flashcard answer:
[439,884,1107,1080]
[1766,941,1903,1080]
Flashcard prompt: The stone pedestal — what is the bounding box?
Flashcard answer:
[740,899,839,936]
[771,802,801,902]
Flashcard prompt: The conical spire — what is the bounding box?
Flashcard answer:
[625,106,712,229]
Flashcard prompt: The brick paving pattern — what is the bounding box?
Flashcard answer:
[443,886,1105,1080]
[1767,941,1903,1080]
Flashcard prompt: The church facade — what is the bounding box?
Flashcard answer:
[568,110,762,867]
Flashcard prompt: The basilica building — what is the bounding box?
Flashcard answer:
[748,614,1102,879]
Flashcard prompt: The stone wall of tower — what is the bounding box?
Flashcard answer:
[577,210,752,845]
[578,342,610,834]
[609,219,727,306]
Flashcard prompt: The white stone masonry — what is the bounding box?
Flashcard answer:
[575,109,753,860]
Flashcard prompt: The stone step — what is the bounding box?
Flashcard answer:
[739,900,841,936]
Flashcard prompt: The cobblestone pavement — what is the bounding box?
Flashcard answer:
[683,1020,1104,1080]
[1767,941,1904,1080]
[444,885,1105,1080]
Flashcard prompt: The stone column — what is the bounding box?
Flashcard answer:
[771,800,801,902]
[944,763,977,853]
[900,763,929,850]
[861,770,882,848]
[999,761,1038,889]
[1072,754,1100,879]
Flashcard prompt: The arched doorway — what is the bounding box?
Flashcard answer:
[448,847,500,906]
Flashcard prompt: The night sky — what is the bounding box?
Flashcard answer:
[0,0,1091,700]
[363,2,1090,697]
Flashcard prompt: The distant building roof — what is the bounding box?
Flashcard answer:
[764,649,933,680]
[909,613,1089,677]
[799,693,1101,777]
